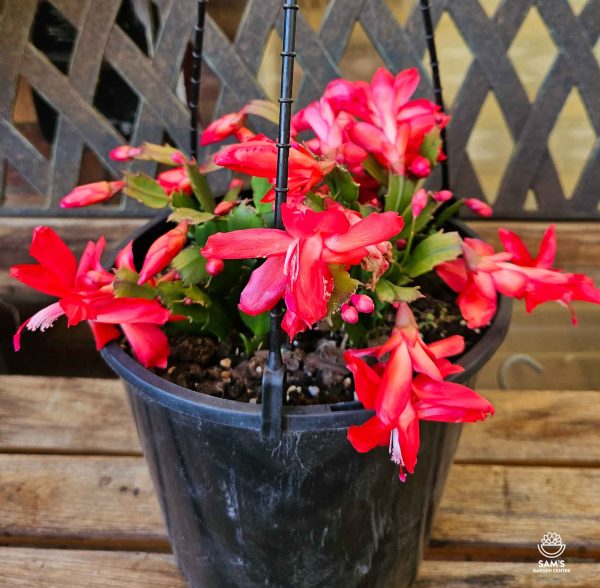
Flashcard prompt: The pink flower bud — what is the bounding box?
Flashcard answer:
[157,167,192,195]
[396,239,407,250]
[115,241,136,272]
[411,188,428,218]
[206,258,224,276]
[229,178,244,190]
[60,180,124,208]
[138,221,189,285]
[408,156,431,178]
[183,297,194,305]
[351,294,375,314]
[171,151,186,165]
[214,201,236,216]
[341,303,359,324]
[200,110,248,146]
[464,198,493,218]
[109,145,142,162]
[433,189,453,203]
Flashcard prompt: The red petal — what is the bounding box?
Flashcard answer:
[325,212,403,253]
[121,323,170,369]
[30,226,77,285]
[427,335,465,359]
[239,256,286,315]
[376,343,413,426]
[498,228,533,266]
[534,224,557,269]
[457,276,497,329]
[10,264,72,297]
[412,375,495,422]
[88,321,120,349]
[343,352,381,409]
[347,416,390,453]
[435,259,468,292]
[202,229,292,259]
[94,298,170,325]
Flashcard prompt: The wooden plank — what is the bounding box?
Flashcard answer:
[415,561,600,587]
[0,549,598,588]
[0,455,598,557]
[1,376,599,463]
[456,391,600,465]
[0,455,165,550]
[432,465,600,558]
[0,376,138,455]
[476,351,600,390]
[0,549,185,588]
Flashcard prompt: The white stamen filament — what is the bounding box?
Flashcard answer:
[26,302,65,333]
[389,428,404,466]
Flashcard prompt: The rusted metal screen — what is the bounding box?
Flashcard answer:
[0,0,598,218]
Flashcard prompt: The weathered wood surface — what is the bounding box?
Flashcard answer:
[0,456,598,556]
[0,549,598,588]
[0,375,598,583]
[1,376,599,464]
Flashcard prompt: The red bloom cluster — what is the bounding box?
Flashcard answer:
[345,303,494,481]
[436,226,600,328]
[202,202,403,339]
[11,227,171,368]
[293,67,448,179]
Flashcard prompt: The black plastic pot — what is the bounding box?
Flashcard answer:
[101,217,511,588]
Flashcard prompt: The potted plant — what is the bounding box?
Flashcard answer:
[9,6,600,588]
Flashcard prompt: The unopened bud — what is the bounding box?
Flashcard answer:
[351,294,375,314]
[206,258,224,276]
[341,304,359,324]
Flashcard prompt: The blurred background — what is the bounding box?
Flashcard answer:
[1,0,598,390]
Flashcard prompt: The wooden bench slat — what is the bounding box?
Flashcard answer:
[0,455,598,557]
[2,376,599,464]
[0,548,597,587]
[455,390,600,464]
[0,376,138,455]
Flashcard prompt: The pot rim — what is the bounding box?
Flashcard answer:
[101,215,512,431]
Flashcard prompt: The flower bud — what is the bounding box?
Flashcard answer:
[351,294,375,314]
[157,167,192,195]
[408,156,431,179]
[411,188,428,218]
[464,198,493,218]
[433,189,453,203]
[138,221,189,285]
[206,258,224,276]
[109,145,142,161]
[171,151,186,165]
[341,303,359,324]
[214,201,236,216]
[396,239,407,250]
[60,181,124,208]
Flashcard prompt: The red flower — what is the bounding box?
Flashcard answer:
[345,303,494,480]
[138,221,189,285]
[498,225,600,321]
[157,167,192,195]
[202,203,403,339]
[10,227,171,368]
[323,68,448,176]
[200,107,249,146]
[60,181,124,208]
[436,228,600,328]
[291,99,367,174]
[213,137,335,203]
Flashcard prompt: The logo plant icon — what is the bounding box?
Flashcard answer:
[538,532,566,558]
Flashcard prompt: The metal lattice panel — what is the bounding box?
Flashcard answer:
[0,0,599,218]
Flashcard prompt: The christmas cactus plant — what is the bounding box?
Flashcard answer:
[12,67,600,481]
